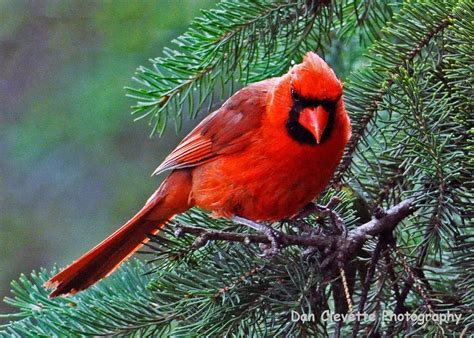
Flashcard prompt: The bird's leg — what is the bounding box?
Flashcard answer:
[231,216,283,257]
[295,197,347,236]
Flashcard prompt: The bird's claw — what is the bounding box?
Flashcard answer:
[260,227,282,257]
[231,216,282,257]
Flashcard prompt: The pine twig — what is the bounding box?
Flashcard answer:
[173,197,416,265]
[350,233,385,337]
[333,16,452,185]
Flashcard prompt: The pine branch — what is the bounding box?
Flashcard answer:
[173,197,415,263]
[333,1,454,184]
[350,233,385,337]
[337,0,400,44]
[127,0,329,135]
[1,261,172,336]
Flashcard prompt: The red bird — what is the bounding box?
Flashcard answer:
[46,52,351,297]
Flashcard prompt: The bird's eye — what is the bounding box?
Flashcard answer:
[291,88,300,101]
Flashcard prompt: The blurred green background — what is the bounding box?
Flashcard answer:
[0,0,214,315]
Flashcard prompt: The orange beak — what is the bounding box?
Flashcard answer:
[298,106,329,144]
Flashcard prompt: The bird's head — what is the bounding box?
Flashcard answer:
[268,52,345,145]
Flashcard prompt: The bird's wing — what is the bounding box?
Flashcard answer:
[152,79,275,176]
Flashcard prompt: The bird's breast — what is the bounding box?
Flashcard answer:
[191,129,346,221]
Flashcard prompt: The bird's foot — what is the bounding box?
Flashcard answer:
[231,216,283,257]
[296,197,347,236]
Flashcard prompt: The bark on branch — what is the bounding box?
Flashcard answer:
[173,197,416,257]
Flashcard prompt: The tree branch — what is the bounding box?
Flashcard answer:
[346,197,415,246]
[173,223,331,249]
[173,197,416,256]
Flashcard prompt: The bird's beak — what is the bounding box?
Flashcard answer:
[298,106,329,144]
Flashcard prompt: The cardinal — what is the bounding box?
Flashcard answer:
[46,52,351,297]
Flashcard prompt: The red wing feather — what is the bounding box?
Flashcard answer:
[152,79,276,176]
[152,133,213,175]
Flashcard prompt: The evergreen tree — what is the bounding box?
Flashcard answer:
[1,0,472,336]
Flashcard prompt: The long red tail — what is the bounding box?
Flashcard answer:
[45,171,192,297]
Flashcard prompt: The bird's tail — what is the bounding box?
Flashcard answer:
[45,171,192,297]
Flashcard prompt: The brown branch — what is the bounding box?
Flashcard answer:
[346,197,415,247]
[174,197,416,256]
[174,223,332,249]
